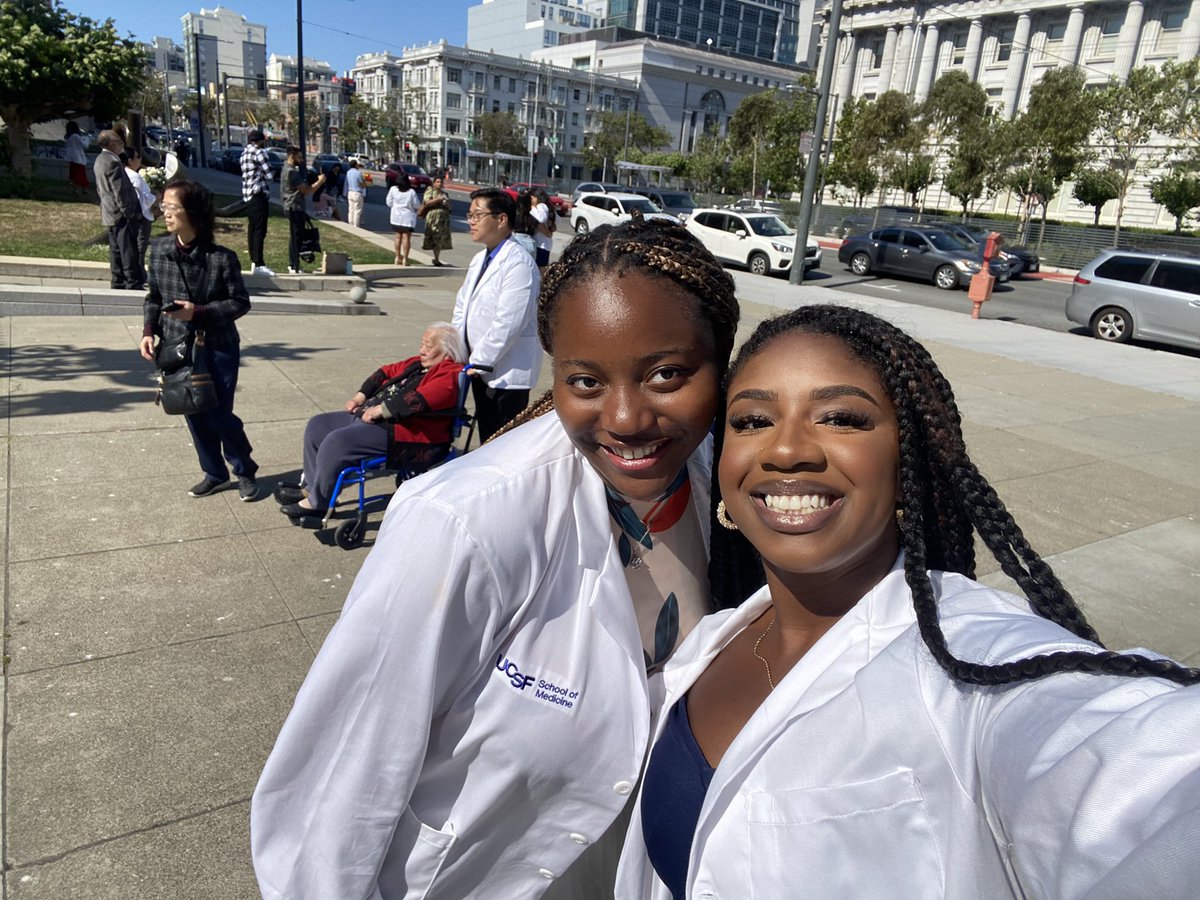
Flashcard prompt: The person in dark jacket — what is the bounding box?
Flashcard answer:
[138,180,261,501]
[276,322,465,526]
[94,129,145,289]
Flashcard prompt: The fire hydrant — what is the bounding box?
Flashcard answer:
[968,231,1003,319]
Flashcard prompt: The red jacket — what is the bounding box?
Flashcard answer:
[358,356,462,468]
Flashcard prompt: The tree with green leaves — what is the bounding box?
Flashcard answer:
[581,109,670,176]
[1004,66,1095,245]
[1072,168,1120,225]
[1093,64,1175,244]
[0,0,147,174]
[339,96,378,155]
[825,96,879,207]
[1150,170,1200,234]
[862,91,923,223]
[924,71,1001,217]
[476,111,525,155]
[683,134,729,195]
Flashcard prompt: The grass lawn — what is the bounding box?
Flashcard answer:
[0,188,395,271]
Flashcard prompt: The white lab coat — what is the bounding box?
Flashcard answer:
[615,559,1200,899]
[252,412,712,900]
[451,238,542,390]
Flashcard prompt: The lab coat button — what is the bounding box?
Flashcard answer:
[569,832,589,844]
[539,868,555,879]
[613,780,634,795]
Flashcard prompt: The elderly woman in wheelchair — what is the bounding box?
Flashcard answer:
[277,321,467,528]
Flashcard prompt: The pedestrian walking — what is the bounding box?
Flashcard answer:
[280,146,326,274]
[385,170,421,266]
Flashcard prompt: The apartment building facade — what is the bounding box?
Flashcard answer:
[180,7,267,96]
[823,0,1200,226]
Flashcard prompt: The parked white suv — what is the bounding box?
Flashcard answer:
[571,192,678,233]
[685,208,821,276]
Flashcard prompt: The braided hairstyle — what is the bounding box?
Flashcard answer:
[722,304,1200,687]
[494,213,764,609]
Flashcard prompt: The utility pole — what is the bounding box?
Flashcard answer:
[790,0,844,285]
[223,73,231,148]
[296,0,306,166]
[192,34,206,168]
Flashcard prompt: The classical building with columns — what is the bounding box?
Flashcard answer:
[820,0,1200,227]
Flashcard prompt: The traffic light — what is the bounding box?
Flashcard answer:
[405,142,411,151]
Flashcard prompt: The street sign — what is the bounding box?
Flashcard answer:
[799,133,814,153]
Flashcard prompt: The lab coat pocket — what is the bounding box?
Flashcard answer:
[745,769,944,899]
[389,805,457,899]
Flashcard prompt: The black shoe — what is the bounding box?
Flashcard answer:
[289,514,323,530]
[279,501,319,518]
[189,477,227,497]
[274,485,306,504]
[238,475,260,502]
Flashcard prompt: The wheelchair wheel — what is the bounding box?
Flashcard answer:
[334,517,365,550]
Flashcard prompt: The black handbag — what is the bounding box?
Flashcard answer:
[154,254,219,416]
[298,214,321,262]
[156,331,218,416]
[155,335,191,372]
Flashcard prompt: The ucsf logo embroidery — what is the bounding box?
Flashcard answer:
[495,655,581,713]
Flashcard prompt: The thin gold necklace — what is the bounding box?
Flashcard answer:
[752,612,777,689]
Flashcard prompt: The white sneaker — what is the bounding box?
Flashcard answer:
[253,265,276,276]
[287,267,302,274]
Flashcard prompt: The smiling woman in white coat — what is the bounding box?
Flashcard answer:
[617,305,1200,900]
[249,217,764,899]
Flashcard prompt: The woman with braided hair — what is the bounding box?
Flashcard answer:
[252,215,762,899]
[616,304,1200,900]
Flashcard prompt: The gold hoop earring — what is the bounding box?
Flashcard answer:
[716,500,739,531]
[895,508,905,525]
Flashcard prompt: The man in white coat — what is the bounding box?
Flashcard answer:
[452,188,542,441]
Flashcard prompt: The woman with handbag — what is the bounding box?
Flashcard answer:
[419,174,453,267]
[138,179,261,501]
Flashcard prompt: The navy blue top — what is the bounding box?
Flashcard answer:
[641,694,715,899]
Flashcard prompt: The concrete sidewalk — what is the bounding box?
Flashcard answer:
[3,275,1199,898]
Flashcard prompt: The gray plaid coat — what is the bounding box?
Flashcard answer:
[143,237,250,351]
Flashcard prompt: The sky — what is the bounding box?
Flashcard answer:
[69,0,475,73]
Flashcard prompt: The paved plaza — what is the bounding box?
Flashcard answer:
[3,261,1200,897]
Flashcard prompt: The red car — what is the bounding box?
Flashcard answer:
[503,182,572,216]
[385,162,433,190]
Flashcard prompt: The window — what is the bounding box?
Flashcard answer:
[1095,255,1153,283]
[507,102,515,113]
[570,135,577,148]
[494,74,502,89]
[446,119,461,134]
[951,31,967,65]
[573,88,581,101]
[544,30,558,45]
[1095,14,1123,57]
[1157,8,1188,52]
[902,231,927,249]
[1045,21,1067,47]
[1149,260,1200,294]
[509,78,517,92]
[475,96,485,112]
[447,67,462,84]
[876,228,901,243]
[571,111,579,126]
[995,26,1015,62]
[492,99,501,112]
[447,93,461,109]
[869,37,885,70]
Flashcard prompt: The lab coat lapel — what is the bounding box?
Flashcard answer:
[688,560,917,873]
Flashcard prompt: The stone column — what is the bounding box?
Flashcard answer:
[878,26,899,94]
[914,22,941,101]
[963,18,984,79]
[1062,6,1086,66]
[837,31,858,101]
[1114,0,1145,79]
[1001,12,1032,119]
[1181,1,1200,61]
[892,23,916,93]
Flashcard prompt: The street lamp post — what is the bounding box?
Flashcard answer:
[790,0,845,285]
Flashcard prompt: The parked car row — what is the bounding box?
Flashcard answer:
[686,209,820,276]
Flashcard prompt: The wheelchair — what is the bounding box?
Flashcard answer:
[313,364,487,550]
